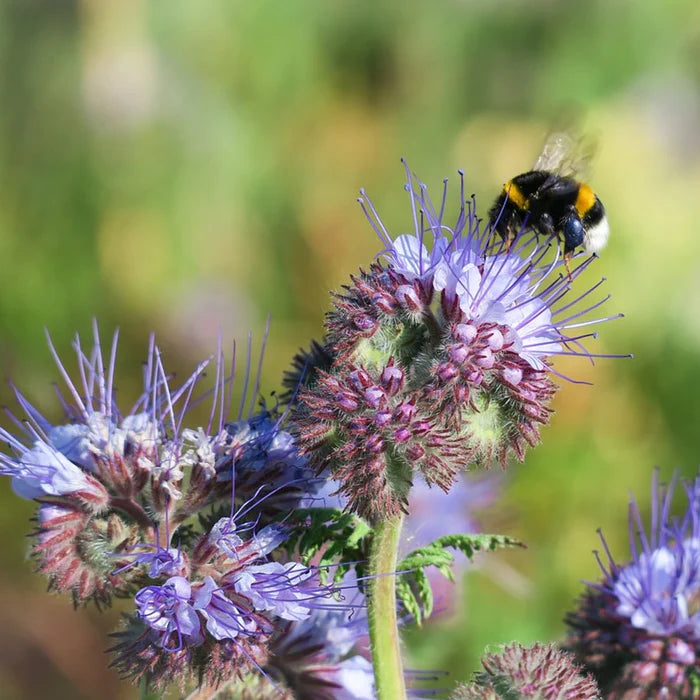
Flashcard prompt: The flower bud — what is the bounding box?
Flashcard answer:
[380,363,404,395]
[396,284,422,311]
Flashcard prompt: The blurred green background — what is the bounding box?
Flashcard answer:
[0,0,699,697]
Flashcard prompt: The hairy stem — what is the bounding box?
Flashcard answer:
[368,513,406,699]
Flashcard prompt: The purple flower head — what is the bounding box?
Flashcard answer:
[0,438,107,502]
[1,321,315,606]
[295,165,627,521]
[361,163,623,371]
[193,576,260,641]
[135,577,203,650]
[566,470,700,698]
[233,562,315,622]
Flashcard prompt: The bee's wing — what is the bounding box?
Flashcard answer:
[533,131,596,180]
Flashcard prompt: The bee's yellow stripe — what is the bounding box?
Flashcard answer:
[504,180,528,210]
[575,183,596,217]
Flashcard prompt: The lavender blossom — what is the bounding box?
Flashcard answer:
[193,576,259,641]
[135,577,203,649]
[0,324,316,605]
[1,438,107,502]
[293,164,626,521]
[111,510,338,690]
[566,470,700,698]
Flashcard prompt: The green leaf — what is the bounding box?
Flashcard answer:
[396,533,524,626]
[281,507,372,585]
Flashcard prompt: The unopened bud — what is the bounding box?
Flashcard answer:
[396,284,421,311]
[380,363,404,395]
[454,323,477,344]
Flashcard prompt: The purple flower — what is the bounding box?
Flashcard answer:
[193,576,259,641]
[233,562,315,621]
[0,439,106,501]
[566,470,700,698]
[295,166,627,521]
[361,164,623,370]
[129,546,185,579]
[209,518,289,561]
[135,577,203,650]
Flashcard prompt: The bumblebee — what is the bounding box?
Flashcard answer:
[487,132,609,271]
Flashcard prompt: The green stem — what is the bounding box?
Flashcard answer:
[368,513,406,700]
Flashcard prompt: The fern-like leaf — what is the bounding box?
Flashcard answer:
[396,533,524,626]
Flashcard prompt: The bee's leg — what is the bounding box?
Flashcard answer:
[504,227,515,252]
[563,251,574,282]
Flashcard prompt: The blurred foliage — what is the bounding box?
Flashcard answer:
[0,0,699,697]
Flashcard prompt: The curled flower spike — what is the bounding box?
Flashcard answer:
[111,504,342,690]
[0,323,317,606]
[293,165,627,521]
[566,469,700,698]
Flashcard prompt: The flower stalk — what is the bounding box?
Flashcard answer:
[368,513,406,700]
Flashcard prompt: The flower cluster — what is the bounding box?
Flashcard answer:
[293,165,622,521]
[451,642,600,699]
[0,326,317,606]
[0,163,630,699]
[110,516,335,689]
[566,470,700,698]
[0,326,342,690]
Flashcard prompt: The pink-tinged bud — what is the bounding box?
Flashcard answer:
[466,369,484,385]
[324,376,342,392]
[474,349,494,369]
[396,284,421,311]
[394,427,412,443]
[438,362,460,382]
[335,391,359,412]
[639,639,664,661]
[394,401,417,423]
[380,363,404,395]
[349,368,372,389]
[405,444,425,460]
[374,410,392,427]
[413,421,432,436]
[659,662,684,686]
[454,322,477,344]
[521,403,543,419]
[372,292,395,314]
[354,316,377,333]
[448,343,470,364]
[487,329,504,351]
[349,418,370,433]
[363,385,385,408]
[454,385,470,403]
[667,638,695,665]
[365,434,385,453]
[501,366,523,386]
